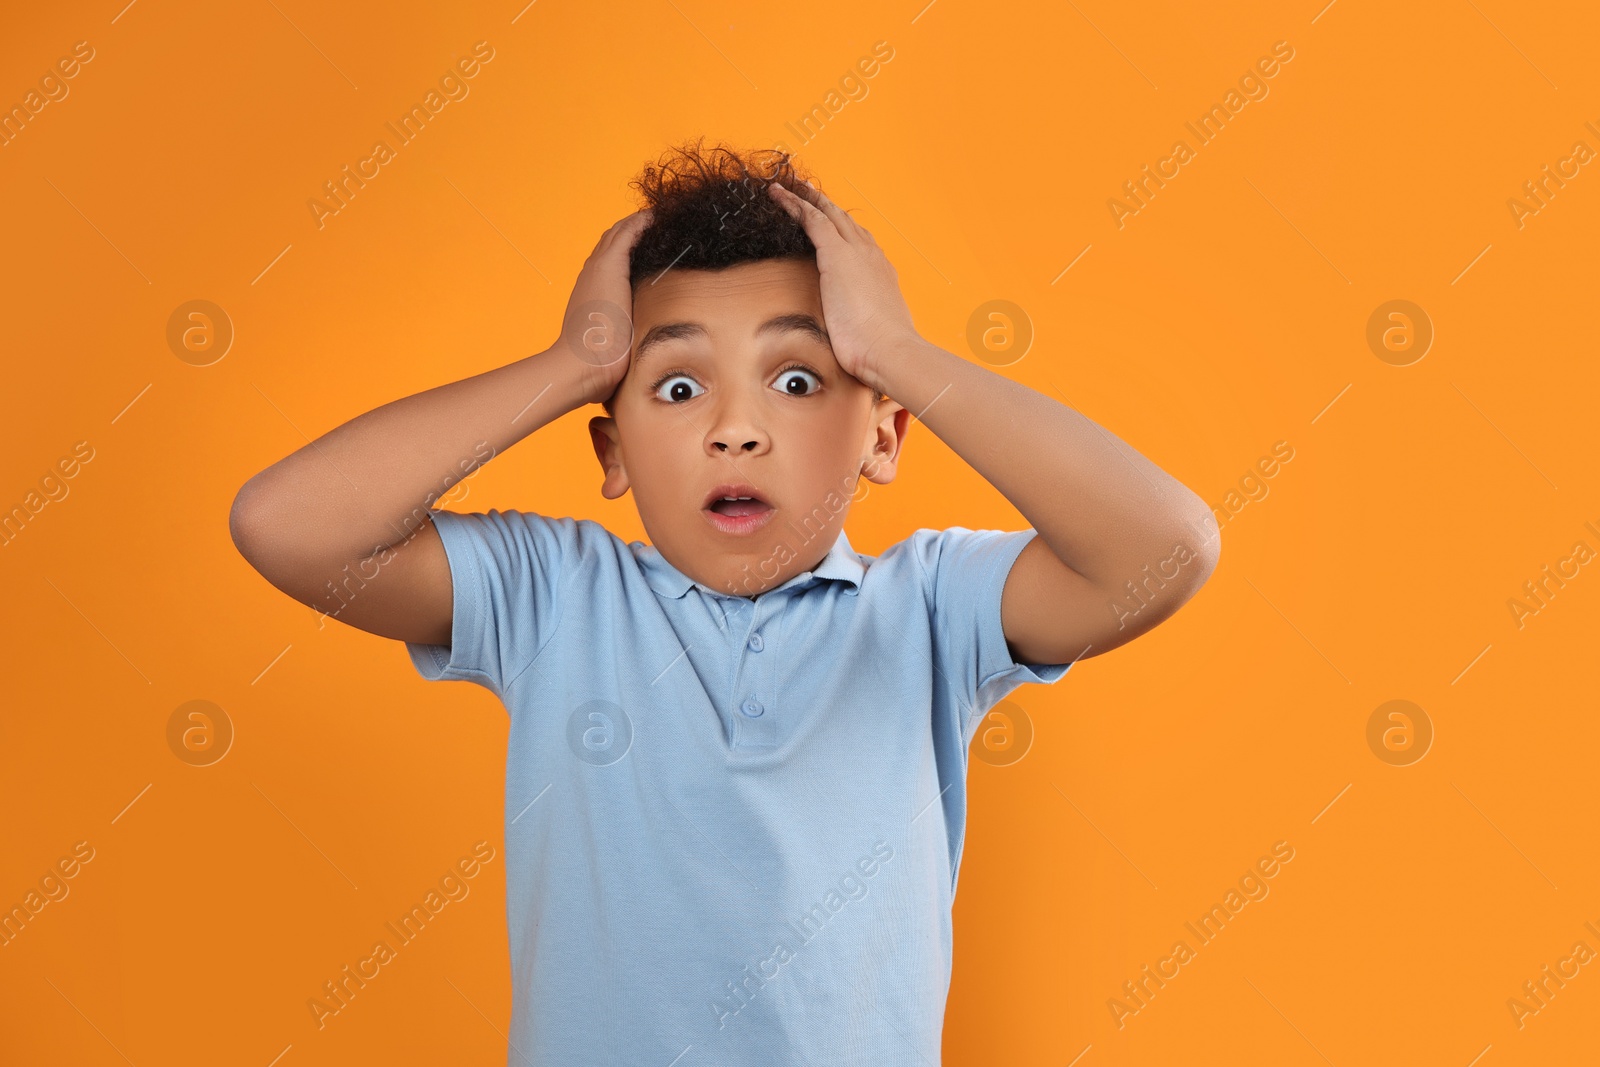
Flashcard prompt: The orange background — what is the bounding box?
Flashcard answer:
[3,1,1597,1063]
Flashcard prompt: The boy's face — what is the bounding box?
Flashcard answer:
[589,258,910,598]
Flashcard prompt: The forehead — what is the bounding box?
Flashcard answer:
[627,259,829,377]
[631,258,821,332]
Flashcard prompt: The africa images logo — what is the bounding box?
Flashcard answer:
[710,840,894,1029]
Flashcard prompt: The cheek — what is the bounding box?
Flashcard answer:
[790,415,868,487]
[621,416,697,489]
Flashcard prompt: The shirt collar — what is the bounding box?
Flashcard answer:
[637,529,866,600]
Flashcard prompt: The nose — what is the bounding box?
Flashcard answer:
[704,393,770,456]
[711,436,762,453]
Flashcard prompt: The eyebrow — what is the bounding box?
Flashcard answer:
[632,312,830,368]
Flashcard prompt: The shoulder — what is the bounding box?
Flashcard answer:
[435,508,619,543]
[429,508,631,577]
[869,526,1037,589]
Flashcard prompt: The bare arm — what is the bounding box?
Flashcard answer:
[766,179,1219,667]
[228,210,652,647]
[869,337,1219,663]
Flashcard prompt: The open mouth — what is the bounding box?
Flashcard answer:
[702,483,775,534]
[708,497,771,517]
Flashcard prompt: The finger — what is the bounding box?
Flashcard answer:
[616,208,653,252]
[769,182,849,247]
[600,208,653,252]
[796,179,868,243]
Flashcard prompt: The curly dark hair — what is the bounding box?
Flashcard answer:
[627,137,817,288]
[603,138,884,414]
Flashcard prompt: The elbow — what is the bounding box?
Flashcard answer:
[1184,501,1220,558]
[1189,535,1220,592]
[1186,513,1221,591]
[228,474,275,566]
[1168,504,1221,596]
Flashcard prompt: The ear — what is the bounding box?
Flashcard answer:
[588,415,632,500]
[860,400,911,485]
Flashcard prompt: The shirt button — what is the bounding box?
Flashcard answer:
[740,698,764,717]
[747,632,764,652]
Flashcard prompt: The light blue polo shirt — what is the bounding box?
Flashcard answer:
[406,508,1072,1066]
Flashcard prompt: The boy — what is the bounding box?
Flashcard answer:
[230,141,1220,1065]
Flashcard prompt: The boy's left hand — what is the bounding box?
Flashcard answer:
[769,179,922,395]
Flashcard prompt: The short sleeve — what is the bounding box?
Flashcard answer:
[405,509,577,698]
[910,526,1074,736]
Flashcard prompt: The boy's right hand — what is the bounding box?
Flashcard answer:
[556,209,654,407]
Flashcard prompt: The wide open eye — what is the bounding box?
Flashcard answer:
[773,367,822,397]
[653,374,705,403]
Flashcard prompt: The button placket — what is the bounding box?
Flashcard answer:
[732,595,776,747]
